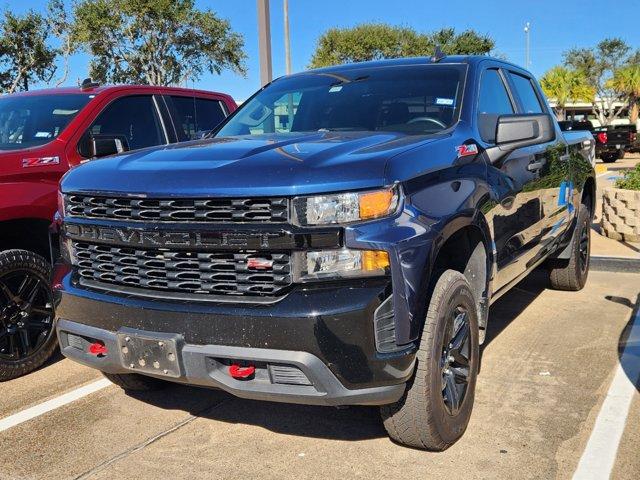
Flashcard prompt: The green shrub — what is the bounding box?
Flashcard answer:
[616,163,640,190]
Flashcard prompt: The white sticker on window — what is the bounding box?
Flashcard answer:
[435,97,454,106]
[34,132,52,138]
[329,85,343,93]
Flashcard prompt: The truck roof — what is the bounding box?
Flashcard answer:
[298,55,527,76]
[4,84,232,99]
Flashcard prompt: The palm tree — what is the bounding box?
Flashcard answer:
[609,65,640,124]
[540,66,595,121]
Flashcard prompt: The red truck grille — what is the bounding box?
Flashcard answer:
[65,194,289,224]
[71,242,292,297]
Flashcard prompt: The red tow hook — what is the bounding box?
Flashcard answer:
[88,341,108,357]
[229,363,255,379]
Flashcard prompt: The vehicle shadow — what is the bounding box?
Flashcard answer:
[121,271,550,442]
[609,293,640,392]
[481,268,548,350]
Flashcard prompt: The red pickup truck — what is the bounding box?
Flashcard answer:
[0,83,236,380]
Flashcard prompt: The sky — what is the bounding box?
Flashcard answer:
[5,0,640,101]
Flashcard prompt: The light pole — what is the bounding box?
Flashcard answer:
[284,0,292,75]
[524,22,531,69]
[283,0,294,128]
[257,0,272,87]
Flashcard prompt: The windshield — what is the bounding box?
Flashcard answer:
[0,94,91,151]
[216,64,466,137]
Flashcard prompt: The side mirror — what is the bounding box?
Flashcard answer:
[495,113,556,150]
[90,134,129,158]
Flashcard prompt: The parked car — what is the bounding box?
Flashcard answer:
[558,119,632,163]
[54,56,595,450]
[0,82,236,380]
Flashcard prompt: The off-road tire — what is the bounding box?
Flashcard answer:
[380,270,479,450]
[548,205,591,291]
[0,250,57,381]
[102,372,167,391]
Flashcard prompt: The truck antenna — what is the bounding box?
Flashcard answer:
[431,45,446,63]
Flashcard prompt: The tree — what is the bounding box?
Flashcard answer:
[540,66,594,121]
[309,24,494,68]
[72,0,246,86]
[47,0,76,87]
[609,64,640,124]
[563,38,632,125]
[0,9,57,93]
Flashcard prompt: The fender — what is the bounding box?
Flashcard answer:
[0,181,58,223]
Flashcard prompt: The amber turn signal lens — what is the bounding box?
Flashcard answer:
[362,250,390,271]
[359,189,396,220]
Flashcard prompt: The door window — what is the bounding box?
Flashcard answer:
[170,96,227,140]
[509,73,544,113]
[86,95,164,152]
[478,69,514,143]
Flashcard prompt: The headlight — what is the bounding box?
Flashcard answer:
[292,186,399,226]
[293,248,390,281]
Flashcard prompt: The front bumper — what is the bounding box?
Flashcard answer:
[54,270,415,406]
[57,319,406,406]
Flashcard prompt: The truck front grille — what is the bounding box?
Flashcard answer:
[72,242,292,297]
[65,194,289,224]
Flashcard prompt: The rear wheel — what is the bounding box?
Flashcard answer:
[380,270,479,450]
[0,250,57,381]
[548,205,591,291]
[601,153,618,163]
[618,150,626,160]
[102,372,167,391]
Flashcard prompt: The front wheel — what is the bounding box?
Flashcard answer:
[0,250,57,381]
[380,270,479,450]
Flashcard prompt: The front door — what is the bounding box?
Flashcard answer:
[478,68,546,291]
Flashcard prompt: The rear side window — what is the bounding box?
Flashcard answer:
[509,73,543,113]
[88,95,164,151]
[477,69,514,143]
[170,96,227,141]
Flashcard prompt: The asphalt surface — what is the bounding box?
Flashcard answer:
[1,269,639,480]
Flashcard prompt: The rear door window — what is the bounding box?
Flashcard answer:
[509,72,544,114]
[87,95,165,151]
[170,96,227,140]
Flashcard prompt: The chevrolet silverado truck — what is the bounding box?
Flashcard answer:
[54,56,596,450]
[0,83,235,380]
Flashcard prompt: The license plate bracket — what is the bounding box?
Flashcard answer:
[117,329,183,378]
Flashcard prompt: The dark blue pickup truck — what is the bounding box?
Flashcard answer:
[53,55,595,450]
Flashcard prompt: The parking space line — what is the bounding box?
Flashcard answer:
[573,304,640,480]
[0,378,111,433]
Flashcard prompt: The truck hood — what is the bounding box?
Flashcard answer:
[62,132,438,197]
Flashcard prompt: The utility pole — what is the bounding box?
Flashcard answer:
[257,0,272,87]
[283,0,294,129]
[524,22,531,69]
[283,0,292,75]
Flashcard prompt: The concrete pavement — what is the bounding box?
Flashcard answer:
[1,270,639,480]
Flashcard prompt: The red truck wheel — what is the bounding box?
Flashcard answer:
[0,250,57,381]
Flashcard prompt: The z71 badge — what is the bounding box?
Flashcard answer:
[456,144,478,158]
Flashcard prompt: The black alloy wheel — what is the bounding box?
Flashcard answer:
[0,250,57,380]
[440,306,471,415]
[0,270,54,361]
[578,219,590,274]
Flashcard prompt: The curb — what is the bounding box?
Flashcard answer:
[590,255,640,273]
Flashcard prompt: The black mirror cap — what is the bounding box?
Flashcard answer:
[495,113,556,151]
[90,135,130,158]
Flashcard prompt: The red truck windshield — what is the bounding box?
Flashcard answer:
[0,94,91,151]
